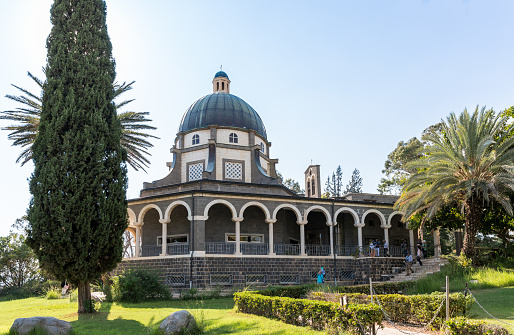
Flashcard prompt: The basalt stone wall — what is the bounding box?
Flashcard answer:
[112,256,406,293]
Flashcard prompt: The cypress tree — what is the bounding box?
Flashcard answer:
[27,0,127,313]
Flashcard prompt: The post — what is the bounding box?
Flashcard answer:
[159,219,170,256]
[299,221,307,256]
[463,282,468,316]
[266,219,276,255]
[357,225,363,254]
[134,221,143,257]
[370,277,376,335]
[446,276,450,321]
[234,218,242,255]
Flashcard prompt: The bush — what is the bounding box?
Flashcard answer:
[309,290,473,329]
[0,280,60,301]
[234,290,381,333]
[45,290,60,299]
[445,317,509,335]
[113,269,170,303]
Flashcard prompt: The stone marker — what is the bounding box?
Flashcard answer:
[10,317,72,335]
[159,310,197,334]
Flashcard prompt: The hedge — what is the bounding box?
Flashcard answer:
[310,291,473,329]
[444,317,509,335]
[234,291,382,333]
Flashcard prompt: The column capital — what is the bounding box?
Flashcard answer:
[354,222,365,228]
[159,219,171,224]
[190,215,208,221]
[134,221,144,227]
[232,217,244,223]
[265,219,277,224]
[381,224,391,229]
[326,221,337,226]
[297,220,307,225]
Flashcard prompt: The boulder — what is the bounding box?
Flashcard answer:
[91,291,106,302]
[10,317,72,335]
[159,310,197,335]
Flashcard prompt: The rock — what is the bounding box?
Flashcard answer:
[159,310,197,335]
[10,317,72,335]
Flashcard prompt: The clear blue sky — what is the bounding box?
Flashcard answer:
[1,0,513,236]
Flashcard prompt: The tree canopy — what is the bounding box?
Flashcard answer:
[344,168,363,194]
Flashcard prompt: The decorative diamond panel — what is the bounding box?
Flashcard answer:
[279,275,300,285]
[188,163,203,181]
[225,162,242,180]
[210,274,233,285]
[166,275,186,287]
[245,274,267,284]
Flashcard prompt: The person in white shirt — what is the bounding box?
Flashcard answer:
[383,240,389,257]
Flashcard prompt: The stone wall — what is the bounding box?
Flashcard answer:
[113,256,405,293]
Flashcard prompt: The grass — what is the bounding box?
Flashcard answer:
[406,263,514,295]
[467,286,514,334]
[0,297,323,335]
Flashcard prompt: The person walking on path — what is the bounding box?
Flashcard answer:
[317,267,325,284]
[416,246,423,266]
[405,252,413,275]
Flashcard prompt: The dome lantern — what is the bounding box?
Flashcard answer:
[213,69,230,93]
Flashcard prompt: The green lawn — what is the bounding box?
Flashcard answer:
[0,297,323,335]
[468,286,514,333]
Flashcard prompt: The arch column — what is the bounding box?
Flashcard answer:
[327,222,336,256]
[355,222,365,254]
[159,219,170,256]
[134,221,144,257]
[233,217,243,255]
[298,221,307,256]
[409,229,415,255]
[266,219,277,255]
[381,224,391,248]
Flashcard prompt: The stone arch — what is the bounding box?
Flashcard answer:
[239,201,271,221]
[387,211,404,227]
[138,204,163,223]
[361,209,386,227]
[304,205,332,223]
[203,199,237,219]
[127,208,136,226]
[164,200,192,220]
[333,207,359,225]
[272,204,302,222]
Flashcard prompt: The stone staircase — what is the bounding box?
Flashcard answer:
[385,257,448,282]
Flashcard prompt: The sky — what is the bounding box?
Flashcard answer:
[0,0,513,236]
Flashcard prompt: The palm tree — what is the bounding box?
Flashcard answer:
[1,72,158,171]
[396,106,514,258]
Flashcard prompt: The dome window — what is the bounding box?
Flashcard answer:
[260,143,265,153]
[192,134,200,145]
[229,133,238,144]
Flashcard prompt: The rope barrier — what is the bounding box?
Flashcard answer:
[372,287,446,334]
[466,287,514,326]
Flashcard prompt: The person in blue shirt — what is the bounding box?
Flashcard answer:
[405,252,413,275]
[317,267,325,284]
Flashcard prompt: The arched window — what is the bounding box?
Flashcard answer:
[307,180,311,197]
[217,82,219,91]
[260,143,265,153]
[222,82,225,90]
[312,178,316,194]
[229,133,238,143]
[192,134,199,145]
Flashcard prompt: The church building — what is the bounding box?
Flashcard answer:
[116,71,416,288]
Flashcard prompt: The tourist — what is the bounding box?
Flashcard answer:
[422,240,427,258]
[375,238,380,257]
[417,246,423,266]
[317,267,325,284]
[383,239,389,257]
[405,252,413,275]
[369,240,375,257]
[61,280,69,295]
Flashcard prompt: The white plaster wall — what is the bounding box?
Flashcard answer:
[181,148,208,182]
[217,129,249,146]
[183,130,210,149]
[259,156,269,175]
[216,148,251,182]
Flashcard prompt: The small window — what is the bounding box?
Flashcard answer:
[217,82,219,90]
[158,234,188,245]
[229,133,238,143]
[222,82,225,90]
[312,178,316,194]
[260,143,265,153]
[226,234,264,243]
[192,134,199,145]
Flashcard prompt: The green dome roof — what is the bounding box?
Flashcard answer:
[179,92,267,139]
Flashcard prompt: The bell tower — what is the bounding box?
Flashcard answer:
[212,69,231,93]
[305,165,321,198]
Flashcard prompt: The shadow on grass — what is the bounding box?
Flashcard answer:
[71,302,153,335]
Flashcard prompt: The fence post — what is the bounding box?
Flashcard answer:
[370,277,376,335]
[463,282,468,316]
[446,276,450,321]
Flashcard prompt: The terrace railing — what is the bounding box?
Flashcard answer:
[305,244,330,256]
[140,245,160,257]
[274,243,300,255]
[205,242,235,254]
[335,245,360,256]
[167,242,190,255]
[241,243,268,255]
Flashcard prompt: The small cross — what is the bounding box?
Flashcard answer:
[311,159,313,165]
[220,65,223,71]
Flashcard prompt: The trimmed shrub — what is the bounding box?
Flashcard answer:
[310,290,473,329]
[234,291,381,333]
[114,269,170,303]
[445,317,509,335]
[45,290,60,299]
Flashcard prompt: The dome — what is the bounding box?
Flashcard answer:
[214,71,229,79]
[179,92,267,139]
